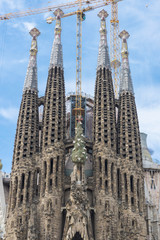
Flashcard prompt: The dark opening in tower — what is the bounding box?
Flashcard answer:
[72,232,83,240]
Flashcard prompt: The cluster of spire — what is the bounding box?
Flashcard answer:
[5,6,145,240]
[23,8,134,99]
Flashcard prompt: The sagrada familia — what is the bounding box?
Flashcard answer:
[4,8,148,240]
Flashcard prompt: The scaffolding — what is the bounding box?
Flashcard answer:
[66,92,94,139]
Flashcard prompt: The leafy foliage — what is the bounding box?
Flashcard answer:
[72,121,87,164]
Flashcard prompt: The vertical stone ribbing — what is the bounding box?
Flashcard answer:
[117,92,142,165]
[12,28,40,166]
[117,30,142,166]
[93,10,118,240]
[39,9,65,240]
[13,91,39,164]
[93,68,116,150]
[93,10,116,151]
[41,66,65,149]
[5,28,40,240]
[117,30,146,222]
[41,9,65,150]
[93,10,117,196]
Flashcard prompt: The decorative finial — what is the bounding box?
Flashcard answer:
[54,9,64,35]
[23,28,40,93]
[119,30,130,58]
[119,30,134,94]
[98,9,108,34]
[29,28,40,56]
[49,8,64,69]
[97,9,111,70]
[30,27,40,38]
[98,9,109,20]
[54,8,64,18]
[119,30,130,40]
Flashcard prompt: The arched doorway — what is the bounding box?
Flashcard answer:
[72,232,83,240]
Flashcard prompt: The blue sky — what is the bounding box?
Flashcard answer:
[0,0,160,173]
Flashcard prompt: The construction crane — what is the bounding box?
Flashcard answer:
[0,0,111,20]
[46,0,111,123]
[110,0,122,99]
[0,0,122,116]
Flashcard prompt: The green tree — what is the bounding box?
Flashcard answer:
[72,121,87,164]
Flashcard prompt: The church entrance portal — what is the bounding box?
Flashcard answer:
[72,232,83,240]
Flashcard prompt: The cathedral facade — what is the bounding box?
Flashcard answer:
[5,9,147,240]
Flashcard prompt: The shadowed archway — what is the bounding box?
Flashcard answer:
[72,232,83,240]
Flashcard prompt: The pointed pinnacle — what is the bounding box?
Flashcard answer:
[119,30,130,57]
[119,30,134,94]
[98,9,109,19]
[54,8,64,18]
[29,28,40,56]
[119,30,130,40]
[97,9,110,70]
[49,9,63,69]
[23,28,40,93]
[29,27,40,38]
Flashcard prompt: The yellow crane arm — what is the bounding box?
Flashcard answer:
[0,0,113,21]
[46,2,110,23]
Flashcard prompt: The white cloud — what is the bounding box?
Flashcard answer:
[17,58,28,64]
[119,0,160,53]
[11,21,37,33]
[136,85,160,161]
[0,107,19,122]
[23,22,37,32]
[12,58,28,64]
[136,85,160,108]
[0,58,28,67]
[138,106,160,134]
[0,0,24,12]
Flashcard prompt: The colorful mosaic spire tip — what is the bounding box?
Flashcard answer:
[97,9,111,70]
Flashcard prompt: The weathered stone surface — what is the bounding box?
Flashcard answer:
[5,12,148,240]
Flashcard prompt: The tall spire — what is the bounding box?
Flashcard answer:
[119,30,134,94]
[23,28,40,92]
[97,9,111,70]
[49,8,64,69]
[41,8,66,149]
[117,30,142,165]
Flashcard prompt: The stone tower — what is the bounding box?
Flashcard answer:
[117,30,142,165]
[5,8,147,240]
[93,10,116,151]
[39,8,66,240]
[5,27,40,239]
[93,9,118,239]
[92,13,147,240]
